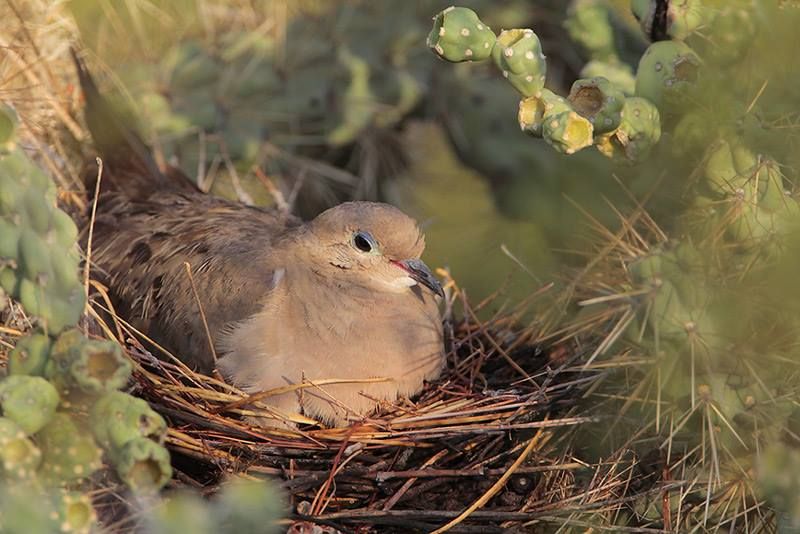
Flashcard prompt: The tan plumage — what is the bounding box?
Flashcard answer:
[75,51,444,426]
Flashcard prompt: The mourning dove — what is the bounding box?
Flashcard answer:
[73,52,445,426]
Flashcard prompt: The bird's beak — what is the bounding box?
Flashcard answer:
[394,258,444,298]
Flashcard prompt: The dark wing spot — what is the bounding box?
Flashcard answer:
[128,242,152,264]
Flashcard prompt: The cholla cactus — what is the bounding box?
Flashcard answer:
[427,6,496,62]
[0,375,60,435]
[631,0,706,41]
[491,28,547,96]
[46,330,132,396]
[595,97,661,163]
[635,40,700,112]
[0,417,42,479]
[110,437,172,494]
[580,60,636,96]
[567,76,625,134]
[564,0,618,62]
[518,89,570,137]
[90,391,167,452]
[0,149,85,334]
[214,477,286,534]
[37,413,103,484]
[542,109,594,155]
[7,331,51,376]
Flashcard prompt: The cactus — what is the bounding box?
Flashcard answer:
[53,490,97,534]
[89,391,167,452]
[148,492,214,534]
[564,0,618,62]
[0,149,85,335]
[542,109,594,155]
[631,0,706,41]
[37,413,103,484]
[427,6,496,63]
[0,375,60,435]
[46,329,132,396]
[595,97,661,163]
[580,60,636,96]
[635,40,700,113]
[214,477,285,534]
[518,88,571,138]
[109,437,172,494]
[7,331,52,376]
[567,76,625,134]
[491,29,547,96]
[0,417,42,479]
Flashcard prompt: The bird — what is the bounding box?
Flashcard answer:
[72,51,445,427]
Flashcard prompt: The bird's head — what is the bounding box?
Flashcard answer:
[299,201,444,298]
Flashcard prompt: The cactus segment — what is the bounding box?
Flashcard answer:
[53,491,97,534]
[90,391,167,452]
[564,0,617,62]
[215,477,286,534]
[8,332,52,376]
[596,97,661,163]
[47,330,132,395]
[427,7,496,63]
[110,437,172,493]
[37,413,103,484]
[542,110,594,155]
[0,375,60,435]
[635,40,700,112]
[518,89,570,138]
[492,29,547,96]
[580,60,636,95]
[0,417,42,479]
[567,76,625,134]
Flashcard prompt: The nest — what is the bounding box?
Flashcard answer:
[81,280,617,533]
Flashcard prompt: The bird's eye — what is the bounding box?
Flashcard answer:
[353,231,375,253]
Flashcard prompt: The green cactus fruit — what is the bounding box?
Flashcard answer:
[0,483,64,534]
[37,413,103,484]
[110,437,172,493]
[596,97,661,163]
[635,40,700,111]
[8,333,50,376]
[580,60,636,96]
[427,6,496,63]
[0,103,18,152]
[47,330,132,395]
[327,48,375,147]
[0,417,42,479]
[567,77,625,134]
[518,89,570,137]
[148,492,213,534]
[632,0,706,41]
[564,0,617,62]
[491,29,547,96]
[0,267,18,295]
[0,375,59,435]
[542,109,594,155]
[90,391,167,453]
[215,477,285,534]
[53,491,97,534]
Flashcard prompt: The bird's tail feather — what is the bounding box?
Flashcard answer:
[71,48,197,199]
